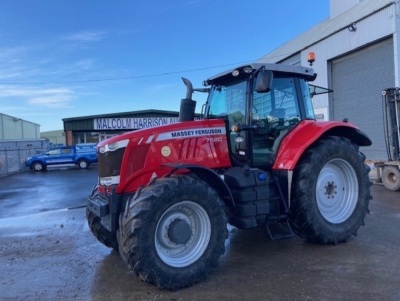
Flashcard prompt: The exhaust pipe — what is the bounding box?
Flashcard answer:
[179,77,196,122]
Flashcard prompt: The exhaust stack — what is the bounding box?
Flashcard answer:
[179,77,196,122]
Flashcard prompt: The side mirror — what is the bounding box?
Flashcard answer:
[255,70,273,93]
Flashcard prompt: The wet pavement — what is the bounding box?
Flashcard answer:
[1,167,400,301]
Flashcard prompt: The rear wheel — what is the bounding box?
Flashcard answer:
[290,136,371,244]
[78,159,89,169]
[118,175,228,290]
[381,165,400,191]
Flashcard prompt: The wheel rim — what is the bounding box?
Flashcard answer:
[155,201,211,268]
[80,161,87,168]
[34,163,42,171]
[316,159,358,223]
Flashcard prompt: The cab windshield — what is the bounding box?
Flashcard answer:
[206,80,247,121]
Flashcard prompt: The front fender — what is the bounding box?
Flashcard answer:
[273,120,371,170]
[164,163,235,207]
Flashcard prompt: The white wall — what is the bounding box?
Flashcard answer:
[330,0,361,19]
[300,4,395,115]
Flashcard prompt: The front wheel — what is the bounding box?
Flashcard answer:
[86,187,118,250]
[289,136,372,244]
[32,162,46,172]
[86,209,119,250]
[118,175,228,290]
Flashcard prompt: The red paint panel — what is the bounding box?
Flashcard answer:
[273,120,359,170]
[117,119,231,193]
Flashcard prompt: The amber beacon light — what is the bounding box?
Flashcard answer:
[307,52,315,66]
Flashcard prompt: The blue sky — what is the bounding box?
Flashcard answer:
[0,1,329,132]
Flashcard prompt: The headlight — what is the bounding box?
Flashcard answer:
[99,139,129,153]
[99,176,120,186]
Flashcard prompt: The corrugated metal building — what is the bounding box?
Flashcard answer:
[40,130,66,146]
[258,0,397,161]
[0,113,40,140]
[0,113,46,176]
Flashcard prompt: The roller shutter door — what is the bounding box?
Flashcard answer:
[331,37,394,160]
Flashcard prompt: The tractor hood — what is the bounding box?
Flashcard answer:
[97,119,226,149]
[96,119,231,192]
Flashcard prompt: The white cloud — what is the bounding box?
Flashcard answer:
[73,59,94,70]
[185,0,205,5]
[0,46,26,60]
[0,47,30,80]
[150,83,175,91]
[0,85,74,108]
[63,31,107,42]
[28,95,73,108]
[0,50,97,83]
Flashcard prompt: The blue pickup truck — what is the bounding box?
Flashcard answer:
[25,144,98,171]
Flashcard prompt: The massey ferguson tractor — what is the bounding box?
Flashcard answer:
[87,62,372,289]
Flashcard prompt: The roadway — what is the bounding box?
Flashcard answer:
[0,166,399,301]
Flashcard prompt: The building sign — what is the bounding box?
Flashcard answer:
[94,117,180,130]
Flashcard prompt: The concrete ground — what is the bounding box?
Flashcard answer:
[0,166,399,301]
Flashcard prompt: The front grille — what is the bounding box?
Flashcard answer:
[123,144,151,177]
[98,148,125,177]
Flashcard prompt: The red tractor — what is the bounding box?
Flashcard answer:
[87,63,372,289]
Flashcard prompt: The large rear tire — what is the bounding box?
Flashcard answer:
[118,175,228,290]
[289,136,372,244]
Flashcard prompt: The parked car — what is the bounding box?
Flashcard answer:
[25,144,97,171]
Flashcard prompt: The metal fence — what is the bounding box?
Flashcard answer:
[0,148,48,177]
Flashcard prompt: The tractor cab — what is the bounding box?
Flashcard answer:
[203,63,316,168]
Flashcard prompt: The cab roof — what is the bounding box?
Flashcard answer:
[204,63,316,86]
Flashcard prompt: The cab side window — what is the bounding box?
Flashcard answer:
[48,149,61,156]
[61,148,72,154]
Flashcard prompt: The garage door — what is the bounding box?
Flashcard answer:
[331,37,394,160]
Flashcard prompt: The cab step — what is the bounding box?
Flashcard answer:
[265,216,294,240]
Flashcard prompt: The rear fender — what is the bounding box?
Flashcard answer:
[164,163,235,207]
[273,120,371,171]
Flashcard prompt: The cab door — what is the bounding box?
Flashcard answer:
[251,77,301,168]
[44,147,73,165]
[206,80,250,166]
[44,148,62,165]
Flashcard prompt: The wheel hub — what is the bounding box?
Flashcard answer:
[386,172,397,184]
[324,181,338,199]
[168,219,192,244]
